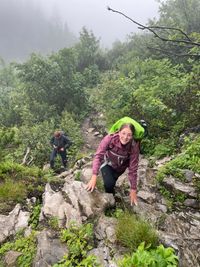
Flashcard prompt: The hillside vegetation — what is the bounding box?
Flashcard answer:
[0,0,199,212]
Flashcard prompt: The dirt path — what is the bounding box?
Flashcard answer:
[80,116,103,154]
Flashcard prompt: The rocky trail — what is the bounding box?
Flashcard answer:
[0,116,199,266]
[80,116,104,154]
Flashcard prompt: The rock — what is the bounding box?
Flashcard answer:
[184,199,200,209]
[116,171,129,188]
[138,158,149,168]
[87,127,95,133]
[182,169,194,182]
[158,211,200,266]
[155,156,172,167]
[41,182,115,228]
[80,166,93,183]
[94,131,100,136]
[162,176,197,198]
[89,246,110,267]
[40,183,82,227]
[0,204,29,244]
[137,190,156,204]
[33,230,67,267]
[57,170,72,178]
[3,251,22,267]
[155,203,168,213]
[62,181,115,219]
[95,215,117,244]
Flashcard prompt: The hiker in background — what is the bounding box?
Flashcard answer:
[86,119,144,206]
[50,130,71,170]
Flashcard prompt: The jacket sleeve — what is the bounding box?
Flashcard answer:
[63,135,72,149]
[50,137,54,146]
[128,141,140,190]
[92,134,112,175]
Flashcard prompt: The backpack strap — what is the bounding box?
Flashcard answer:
[100,138,136,169]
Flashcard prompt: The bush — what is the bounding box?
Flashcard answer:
[0,160,54,213]
[118,242,178,267]
[156,135,200,183]
[0,231,37,267]
[116,212,158,252]
[53,222,100,267]
[153,142,175,159]
[0,180,27,203]
[60,111,83,165]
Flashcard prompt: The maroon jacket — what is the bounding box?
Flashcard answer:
[92,133,140,190]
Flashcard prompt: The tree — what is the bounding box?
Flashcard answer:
[107,2,200,62]
[157,0,200,34]
[75,27,101,71]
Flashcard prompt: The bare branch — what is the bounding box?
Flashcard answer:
[147,46,200,58]
[27,157,34,166]
[21,147,30,165]
[107,6,200,47]
[145,25,192,41]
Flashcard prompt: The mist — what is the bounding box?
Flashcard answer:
[37,0,159,47]
[0,0,159,62]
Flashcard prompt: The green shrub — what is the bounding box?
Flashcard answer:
[0,160,54,213]
[0,231,37,267]
[60,111,83,166]
[75,171,81,181]
[116,212,158,251]
[28,203,41,229]
[156,135,200,184]
[54,222,100,267]
[0,127,19,148]
[153,143,174,159]
[48,216,60,230]
[118,242,178,267]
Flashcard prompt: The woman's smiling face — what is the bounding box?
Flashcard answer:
[119,126,133,145]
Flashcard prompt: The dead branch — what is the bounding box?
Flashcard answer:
[27,157,33,166]
[107,6,200,47]
[147,46,200,58]
[21,147,30,165]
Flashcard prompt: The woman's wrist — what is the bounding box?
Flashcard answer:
[130,188,136,192]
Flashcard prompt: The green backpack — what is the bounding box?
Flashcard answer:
[109,116,145,141]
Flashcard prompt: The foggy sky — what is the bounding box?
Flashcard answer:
[36,0,159,47]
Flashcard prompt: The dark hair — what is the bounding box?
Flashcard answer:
[119,123,135,135]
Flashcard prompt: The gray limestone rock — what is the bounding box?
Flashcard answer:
[33,230,67,267]
[0,204,29,244]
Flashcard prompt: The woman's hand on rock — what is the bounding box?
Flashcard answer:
[86,175,97,192]
[130,189,138,206]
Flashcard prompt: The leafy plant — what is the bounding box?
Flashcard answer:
[153,142,175,159]
[118,242,179,267]
[0,231,37,267]
[48,216,60,230]
[53,222,100,267]
[75,171,81,181]
[28,203,41,229]
[156,135,200,193]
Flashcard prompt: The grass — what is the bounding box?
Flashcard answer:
[116,212,159,252]
[0,180,27,202]
[0,160,56,213]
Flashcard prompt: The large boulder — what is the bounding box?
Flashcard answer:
[0,204,29,244]
[40,181,115,228]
